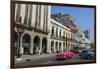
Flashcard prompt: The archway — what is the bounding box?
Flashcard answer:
[42,37,47,53]
[51,41,54,53]
[33,36,40,54]
[22,34,30,54]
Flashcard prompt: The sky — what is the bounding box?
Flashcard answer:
[51,6,95,42]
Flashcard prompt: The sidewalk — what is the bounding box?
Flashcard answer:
[15,53,56,63]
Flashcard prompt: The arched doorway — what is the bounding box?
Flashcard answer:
[51,41,54,53]
[22,34,30,54]
[33,36,40,54]
[42,37,47,53]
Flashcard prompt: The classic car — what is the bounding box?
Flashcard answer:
[56,51,74,60]
[79,49,95,59]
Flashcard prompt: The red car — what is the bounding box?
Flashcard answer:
[56,51,74,60]
[63,51,74,58]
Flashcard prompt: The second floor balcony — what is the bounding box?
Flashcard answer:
[15,21,49,34]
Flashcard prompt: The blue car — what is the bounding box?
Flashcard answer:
[79,49,95,59]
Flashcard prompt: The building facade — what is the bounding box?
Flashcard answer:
[50,19,72,53]
[51,13,77,50]
[76,28,91,49]
[14,3,51,55]
[14,3,91,58]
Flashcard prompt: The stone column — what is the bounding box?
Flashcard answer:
[47,39,51,53]
[39,38,42,55]
[20,35,23,55]
[54,42,56,52]
[61,42,63,51]
[30,37,33,54]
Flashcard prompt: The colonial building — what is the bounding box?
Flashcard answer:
[51,13,77,50]
[50,19,71,53]
[14,3,51,57]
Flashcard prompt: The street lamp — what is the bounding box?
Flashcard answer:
[16,28,24,58]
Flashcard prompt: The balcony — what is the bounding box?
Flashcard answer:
[34,27,49,34]
[15,22,49,34]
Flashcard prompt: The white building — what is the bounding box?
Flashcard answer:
[14,3,51,55]
[50,19,72,53]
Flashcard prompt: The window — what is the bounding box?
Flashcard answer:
[52,26,54,36]
[56,28,58,37]
[63,31,65,38]
[59,29,61,38]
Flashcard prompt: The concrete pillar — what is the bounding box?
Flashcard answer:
[39,38,42,54]
[54,42,56,53]
[47,39,51,53]
[30,37,33,54]
[20,35,23,54]
[57,43,59,51]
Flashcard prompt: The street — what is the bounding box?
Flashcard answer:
[14,53,95,68]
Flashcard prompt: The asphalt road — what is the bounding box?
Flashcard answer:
[14,54,95,68]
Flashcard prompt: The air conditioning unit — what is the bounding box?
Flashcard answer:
[16,16,22,23]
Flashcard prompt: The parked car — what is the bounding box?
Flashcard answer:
[63,51,74,58]
[56,51,74,60]
[79,49,95,59]
[71,50,82,53]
